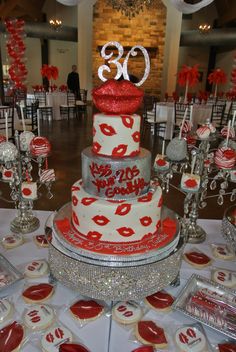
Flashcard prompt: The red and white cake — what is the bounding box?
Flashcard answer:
[54,79,179,256]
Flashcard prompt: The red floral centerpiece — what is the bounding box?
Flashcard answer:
[59,84,67,92]
[208,68,227,98]
[41,65,59,91]
[177,64,200,103]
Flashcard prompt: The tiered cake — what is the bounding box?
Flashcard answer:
[54,80,178,255]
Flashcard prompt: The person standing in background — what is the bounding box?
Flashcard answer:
[67,65,81,99]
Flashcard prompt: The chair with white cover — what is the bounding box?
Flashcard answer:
[0,106,15,140]
[34,91,53,120]
[60,92,76,120]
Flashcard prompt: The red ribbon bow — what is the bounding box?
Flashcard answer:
[177,64,200,87]
[208,68,227,85]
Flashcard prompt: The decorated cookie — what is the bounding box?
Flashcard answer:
[69,299,104,322]
[40,169,56,184]
[2,234,23,249]
[34,234,51,248]
[1,167,14,182]
[183,251,212,268]
[24,260,49,278]
[41,325,73,352]
[218,343,236,352]
[132,347,154,352]
[135,321,168,349]
[22,283,54,303]
[112,301,142,325]
[153,155,170,171]
[59,343,90,352]
[0,321,24,352]
[0,299,12,322]
[181,173,200,193]
[24,304,54,330]
[212,269,236,288]
[212,244,235,260]
[145,290,174,312]
[21,181,37,200]
[174,325,207,352]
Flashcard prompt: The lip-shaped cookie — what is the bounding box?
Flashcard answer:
[0,321,24,352]
[92,79,143,114]
[59,343,90,352]
[69,299,104,321]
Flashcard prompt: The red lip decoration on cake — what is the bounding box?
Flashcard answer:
[69,300,104,319]
[117,227,135,237]
[185,251,211,265]
[92,142,102,153]
[92,127,96,136]
[92,215,110,226]
[138,192,153,202]
[132,131,140,143]
[158,196,163,207]
[115,203,132,216]
[137,321,167,345]
[71,185,80,192]
[99,123,117,136]
[218,343,236,352]
[81,197,97,206]
[72,211,80,226]
[72,195,78,206]
[60,343,90,352]
[92,79,143,114]
[121,115,134,128]
[112,144,128,157]
[87,231,103,240]
[129,150,140,156]
[0,321,24,352]
[140,216,152,226]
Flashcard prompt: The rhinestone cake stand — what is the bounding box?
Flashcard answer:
[47,203,185,301]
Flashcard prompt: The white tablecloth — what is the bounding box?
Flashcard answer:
[151,103,213,139]
[46,92,67,120]
[0,208,234,351]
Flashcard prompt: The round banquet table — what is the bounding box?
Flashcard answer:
[0,208,235,351]
[46,92,67,120]
[151,103,213,139]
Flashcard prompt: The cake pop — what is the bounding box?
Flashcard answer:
[20,131,35,152]
[214,147,236,169]
[0,142,18,163]
[30,137,51,157]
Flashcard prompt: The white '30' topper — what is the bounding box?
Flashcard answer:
[98,41,150,87]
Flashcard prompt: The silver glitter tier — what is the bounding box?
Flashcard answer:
[48,204,185,301]
[82,147,151,199]
[222,205,236,253]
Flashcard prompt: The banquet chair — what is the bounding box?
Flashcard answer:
[15,101,39,135]
[76,89,88,114]
[142,95,167,140]
[174,102,192,128]
[60,92,76,120]
[210,103,226,128]
[0,106,15,140]
[14,89,27,107]
[34,91,53,120]
[3,95,15,107]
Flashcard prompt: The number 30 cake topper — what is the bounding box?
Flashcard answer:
[98,41,150,87]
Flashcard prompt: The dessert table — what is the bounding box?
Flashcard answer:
[0,208,235,351]
[150,103,213,139]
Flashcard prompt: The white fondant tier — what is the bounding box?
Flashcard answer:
[92,113,141,157]
[82,147,151,199]
[71,180,162,243]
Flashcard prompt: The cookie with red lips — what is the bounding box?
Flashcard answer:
[183,250,212,268]
[92,79,143,114]
[218,343,236,352]
[59,344,90,352]
[135,321,168,349]
[0,321,24,352]
[22,283,54,303]
[145,290,174,312]
[69,299,104,322]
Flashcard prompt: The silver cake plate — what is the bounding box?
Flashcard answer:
[47,203,185,301]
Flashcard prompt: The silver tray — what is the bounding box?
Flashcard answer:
[0,254,24,298]
[173,274,236,340]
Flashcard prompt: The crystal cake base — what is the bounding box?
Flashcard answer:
[47,204,185,300]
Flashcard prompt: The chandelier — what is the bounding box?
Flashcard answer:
[49,18,62,30]
[198,23,211,34]
[107,0,157,19]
